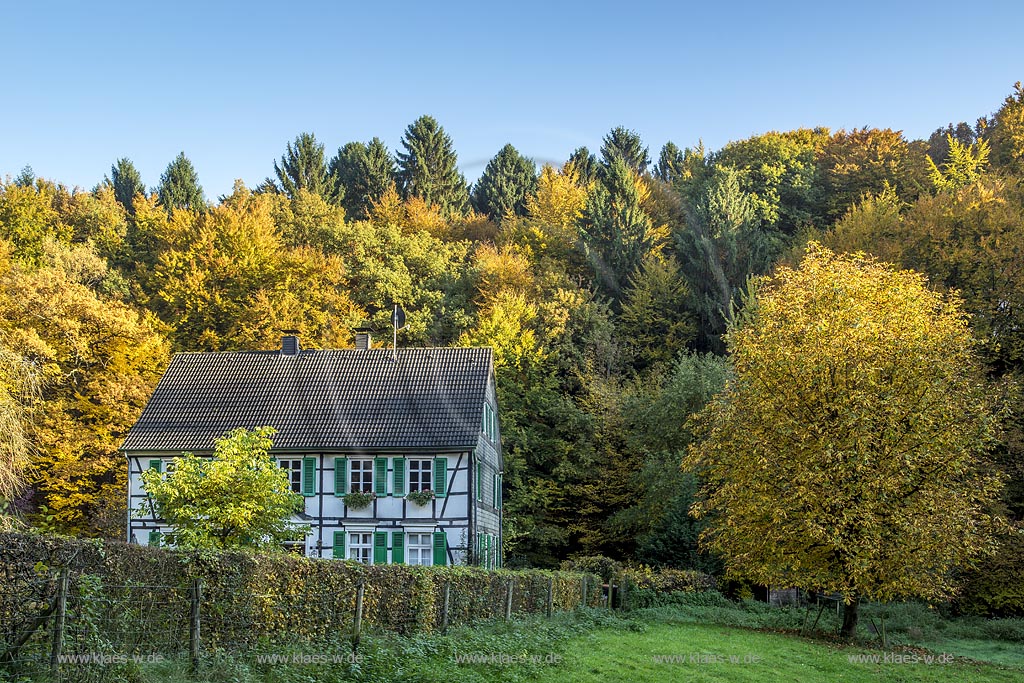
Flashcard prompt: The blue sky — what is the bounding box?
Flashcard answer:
[2,1,1022,199]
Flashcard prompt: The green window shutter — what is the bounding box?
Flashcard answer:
[482,404,488,434]
[148,530,162,547]
[334,457,348,496]
[391,531,405,564]
[493,473,500,509]
[333,530,345,560]
[374,458,387,496]
[373,531,387,564]
[475,462,482,502]
[393,458,406,496]
[433,458,447,497]
[302,457,316,497]
[432,531,447,566]
[148,459,163,473]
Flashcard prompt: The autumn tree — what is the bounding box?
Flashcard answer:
[471,144,537,219]
[0,343,39,520]
[927,136,990,192]
[986,81,1024,175]
[926,122,977,165]
[0,177,70,265]
[0,239,168,535]
[273,132,337,201]
[157,152,205,212]
[149,184,363,351]
[107,158,146,215]
[140,427,306,550]
[714,128,828,235]
[685,244,1003,637]
[817,128,922,221]
[395,115,468,216]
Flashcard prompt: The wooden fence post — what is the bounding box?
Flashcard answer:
[580,577,588,608]
[545,577,553,618]
[504,579,513,621]
[49,567,69,676]
[441,583,450,634]
[189,577,202,677]
[352,582,365,652]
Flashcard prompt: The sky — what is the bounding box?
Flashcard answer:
[2,0,1022,199]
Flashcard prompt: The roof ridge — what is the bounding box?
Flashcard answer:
[171,346,493,356]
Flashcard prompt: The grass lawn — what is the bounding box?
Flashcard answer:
[541,621,1022,683]
[125,606,1023,683]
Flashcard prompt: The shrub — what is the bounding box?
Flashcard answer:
[955,523,1024,617]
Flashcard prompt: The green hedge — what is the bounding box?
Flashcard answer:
[0,531,601,654]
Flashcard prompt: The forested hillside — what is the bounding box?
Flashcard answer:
[2,83,1022,583]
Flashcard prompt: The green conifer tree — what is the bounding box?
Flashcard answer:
[396,115,469,216]
[471,144,538,218]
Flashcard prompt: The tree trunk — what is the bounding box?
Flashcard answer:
[840,596,860,639]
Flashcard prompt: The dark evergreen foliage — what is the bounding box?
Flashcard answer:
[395,115,468,216]
[109,158,145,214]
[471,144,538,218]
[156,152,205,212]
[272,132,337,201]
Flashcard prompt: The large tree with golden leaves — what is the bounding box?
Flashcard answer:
[685,244,1003,637]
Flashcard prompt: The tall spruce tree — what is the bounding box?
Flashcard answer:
[108,158,146,214]
[156,152,205,212]
[654,142,686,183]
[579,156,662,297]
[471,144,538,219]
[13,166,35,188]
[601,126,650,175]
[396,115,468,216]
[273,132,337,201]
[329,137,395,220]
[567,146,597,185]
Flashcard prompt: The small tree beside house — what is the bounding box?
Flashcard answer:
[140,427,307,550]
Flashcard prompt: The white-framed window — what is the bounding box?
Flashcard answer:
[407,532,433,566]
[278,459,303,493]
[408,459,432,492]
[350,459,373,493]
[348,532,373,564]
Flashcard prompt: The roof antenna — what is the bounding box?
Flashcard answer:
[391,304,407,362]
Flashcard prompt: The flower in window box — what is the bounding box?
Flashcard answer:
[343,491,376,509]
[405,489,436,506]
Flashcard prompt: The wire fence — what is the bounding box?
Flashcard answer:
[1,566,613,682]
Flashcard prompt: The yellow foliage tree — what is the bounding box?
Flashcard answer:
[685,244,1003,637]
[0,239,169,535]
[526,162,589,230]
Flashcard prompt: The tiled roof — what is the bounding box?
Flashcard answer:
[121,347,493,453]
